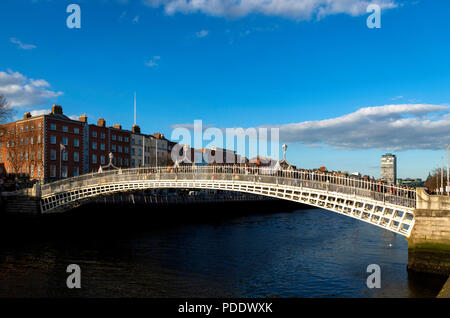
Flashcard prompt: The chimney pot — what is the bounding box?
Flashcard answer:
[79,115,88,123]
[51,104,63,115]
[97,118,106,127]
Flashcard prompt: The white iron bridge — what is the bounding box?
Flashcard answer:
[39,166,417,237]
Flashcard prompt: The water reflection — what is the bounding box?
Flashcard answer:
[0,204,446,298]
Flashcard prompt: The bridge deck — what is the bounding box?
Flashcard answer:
[39,166,416,236]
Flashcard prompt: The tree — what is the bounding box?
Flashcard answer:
[0,95,12,124]
[425,168,447,192]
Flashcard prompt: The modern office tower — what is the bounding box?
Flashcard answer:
[381,153,397,185]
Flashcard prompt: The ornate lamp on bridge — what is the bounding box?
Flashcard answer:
[278,144,293,170]
[98,152,119,173]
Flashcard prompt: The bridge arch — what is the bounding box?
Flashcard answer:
[39,166,416,237]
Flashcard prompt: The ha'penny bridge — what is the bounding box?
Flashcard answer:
[2,163,450,276]
[39,165,416,236]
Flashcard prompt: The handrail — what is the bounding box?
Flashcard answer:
[40,165,417,209]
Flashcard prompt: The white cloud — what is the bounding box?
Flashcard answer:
[10,38,36,50]
[264,104,450,151]
[30,109,51,116]
[143,0,397,20]
[195,30,209,38]
[171,104,450,151]
[0,69,63,107]
[133,15,140,23]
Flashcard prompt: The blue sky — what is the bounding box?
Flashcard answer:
[1,0,450,179]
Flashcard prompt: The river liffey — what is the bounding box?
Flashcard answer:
[0,202,446,298]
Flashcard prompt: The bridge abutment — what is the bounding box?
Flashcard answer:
[408,188,450,276]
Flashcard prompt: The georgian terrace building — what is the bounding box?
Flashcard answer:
[84,117,131,172]
[0,105,86,181]
[129,126,169,168]
[0,104,169,181]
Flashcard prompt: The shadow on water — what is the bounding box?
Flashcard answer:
[0,199,447,298]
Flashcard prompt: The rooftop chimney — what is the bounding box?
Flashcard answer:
[132,124,141,134]
[23,112,32,119]
[113,124,122,130]
[51,104,63,115]
[79,115,88,123]
[97,118,106,127]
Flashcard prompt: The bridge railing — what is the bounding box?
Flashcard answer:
[40,166,416,208]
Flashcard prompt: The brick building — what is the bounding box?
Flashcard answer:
[0,105,86,181]
[85,118,130,172]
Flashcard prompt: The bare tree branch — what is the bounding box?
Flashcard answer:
[0,95,13,124]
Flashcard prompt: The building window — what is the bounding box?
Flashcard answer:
[92,154,97,164]
[112,134,116,141]
[50,135,56,144]
[30,137,34,145]
[111,144,116,152]
[100,133,105,139]
[62,137,68,146]
[74,152,79,162]
[37,165,41,177]
[50,149,56,160]
[74,139,79,147]
[62,126,68,132]
[118,145,122,153]
[92,142,97,150]
[92,131,97,138]
[131,148,135,155]
[118,136,122,142]
[50,165,56,178]
[100,155,105,165]
[62,151,68,162]
[124,146,129,153]
[125,137,129,143]
[73,166,79,177]
[50,123,56,130]
[61,166,68,178]
[37,150,41,160]
[100,143,105,151]
[74,128,79,134]
[38,135,41,144]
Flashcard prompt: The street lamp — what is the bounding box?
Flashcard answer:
[282,144,288,161]
[183,144,189,164]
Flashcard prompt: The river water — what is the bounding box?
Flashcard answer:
[0,202,446,298]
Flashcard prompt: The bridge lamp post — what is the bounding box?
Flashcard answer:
[282,144,287,162]
[183,144,189,166]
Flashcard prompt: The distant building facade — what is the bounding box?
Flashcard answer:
[86,118,131,172]
[0,105,86,181]
[0,104,240,182]
[381,153,397,185]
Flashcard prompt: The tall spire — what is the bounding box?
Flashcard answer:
[134,91,136,126]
